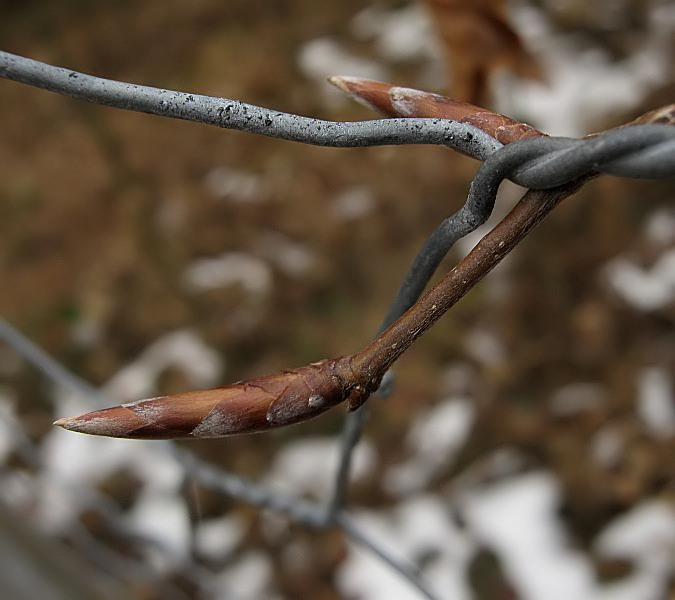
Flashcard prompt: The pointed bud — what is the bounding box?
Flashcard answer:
[54,358,356,439]
[329,76,542,145]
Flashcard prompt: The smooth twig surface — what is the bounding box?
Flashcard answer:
[46,123,674,439]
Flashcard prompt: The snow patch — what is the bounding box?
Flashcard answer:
[184,252,272,295]
[636,367,674,438]
[385,398,474,495]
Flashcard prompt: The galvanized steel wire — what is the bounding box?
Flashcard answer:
[0,49,673,600]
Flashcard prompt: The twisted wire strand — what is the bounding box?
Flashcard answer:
[381,124,674,327]
[1,52,672,184]
[509,126,675,186]
[332,125,674,515]
[1,53,671,312]
[1,49,674,599]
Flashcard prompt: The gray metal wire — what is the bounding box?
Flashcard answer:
[0,49,673,600]
[383,125,674,326]
[0,51,501,158]
[1,51,672,183]
[3,52,670,325]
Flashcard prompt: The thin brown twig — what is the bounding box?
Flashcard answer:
[53,79,670,440]
[55,177,589,438]
[340,177,590,399]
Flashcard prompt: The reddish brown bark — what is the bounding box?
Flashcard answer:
[329,76,543,144]
[54,84,672,440]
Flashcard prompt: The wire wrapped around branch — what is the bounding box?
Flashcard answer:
[2,53,671,440]
[54,357,372,438]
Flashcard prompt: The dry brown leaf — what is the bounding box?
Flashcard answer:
[422,0,543,105]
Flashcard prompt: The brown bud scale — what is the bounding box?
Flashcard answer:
[54,358,352,439]
[329,76,543,146]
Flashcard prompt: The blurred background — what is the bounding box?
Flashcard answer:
[0,1,673,598]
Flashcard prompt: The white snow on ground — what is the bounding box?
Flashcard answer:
[384,397,475,495]
[337,495,473,600]
[497,3,675,135]
[254,231,314,278]
[603,207,675,312]
[195,514,247,561]
[604,250,675,311]
[644,207,675,246]
[458,472,675,600]
[102,328,223,402]
[263,436,376,501]
[297,37,388,109]
[461,472,596,600]
[298,3,440,109]
[184,234,315,293]
[331,185,377,221]
[349,3,446,90]
[351,4,438,63]
[595,501,675,600]
[36,328,222,560]
[125,490,192,570]
[203,166,269,204]
[590,425,625,469]
[549,382,606,416]
[340,471,674,600]
[206,550,280,600]
[184,251,272,295]
[39,428,184,524]
[636,367,675,439]
[302,1,674,135]
[462,326,508,368]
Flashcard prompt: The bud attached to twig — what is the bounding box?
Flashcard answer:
[54,358,355,439]
[329,76,542,145]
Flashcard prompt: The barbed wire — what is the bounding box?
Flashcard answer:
[0,50,673,599]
